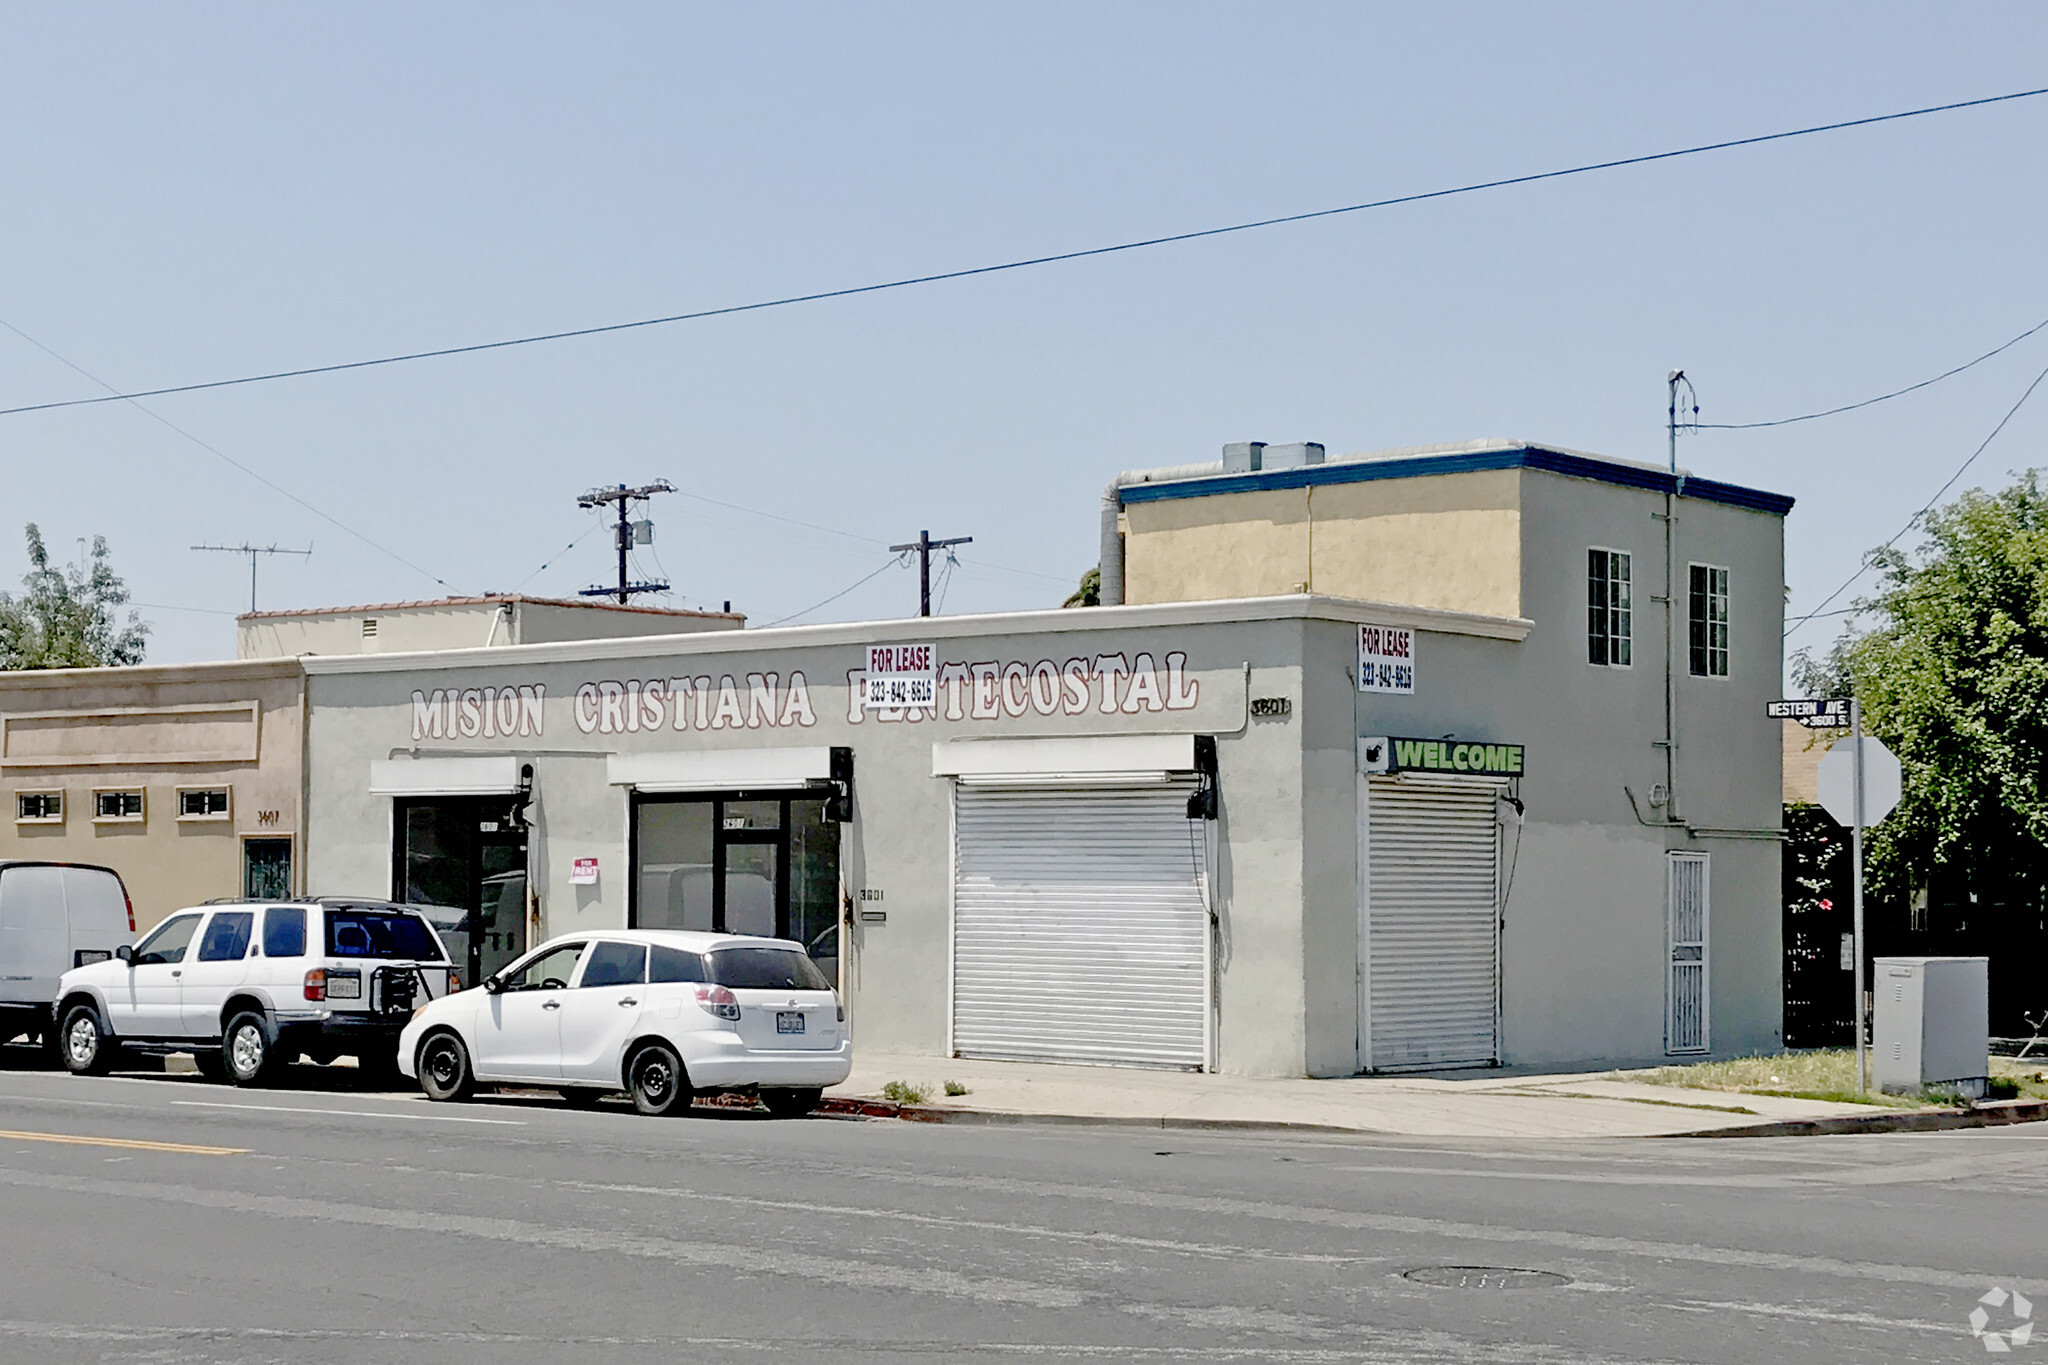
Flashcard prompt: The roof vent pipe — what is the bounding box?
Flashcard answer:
[1097,455,1229,606]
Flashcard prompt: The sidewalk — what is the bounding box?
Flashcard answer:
[824,1052,1924,1139]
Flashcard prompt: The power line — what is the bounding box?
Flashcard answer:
[510,514,608,593]
[1699,313,2048,429]
[670,488,1067,583]
[5,87,2044,421]
[0,317,456,591]
[131,600,239,617]
[761,557,906,628]
[1785,351,2048,637]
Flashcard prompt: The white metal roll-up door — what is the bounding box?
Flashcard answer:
[952,782,1208,1070]
[1363,776,1501,1071]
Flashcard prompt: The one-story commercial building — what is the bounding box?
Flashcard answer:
[294,439,1793,1076]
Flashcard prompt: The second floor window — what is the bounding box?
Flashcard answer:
[1690,564,1730,677]
[1588,549,1632,667]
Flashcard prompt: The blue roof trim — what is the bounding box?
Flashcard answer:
[1117,446,1795,516]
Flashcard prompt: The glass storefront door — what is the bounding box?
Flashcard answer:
[632,792,841,984]
[393,797,529,987]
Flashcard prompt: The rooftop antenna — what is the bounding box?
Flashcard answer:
[191,542,312,613]
[576,481,674,604]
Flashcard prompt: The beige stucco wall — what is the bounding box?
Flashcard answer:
[1123,469,1523,618]
[0,660,304,930]
[239,598,740,660]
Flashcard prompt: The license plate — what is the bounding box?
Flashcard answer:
[776,1011,805,1034]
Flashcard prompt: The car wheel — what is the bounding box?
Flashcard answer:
[627,1043,690,1116]
[194,1050,229,1083]
[59,1004,114,1076]
[761,1086,823,1119]
[223,1012,277,1087]
[416,1031,474,1102]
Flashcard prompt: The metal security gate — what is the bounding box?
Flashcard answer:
[952,782,1208,1070]
[1666,852,1710,1054]
[1361,776,1501,1071]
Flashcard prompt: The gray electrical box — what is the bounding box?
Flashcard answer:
[1871,956,1988,1099]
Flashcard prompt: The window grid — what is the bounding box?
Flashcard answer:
[178,788,231,820]
[1689,564,1730,677]
[15,791,62,823]
[1587,549,1632,667]
[93,790,144,822]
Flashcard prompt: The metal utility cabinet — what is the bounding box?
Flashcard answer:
[1872,956,1989,1098]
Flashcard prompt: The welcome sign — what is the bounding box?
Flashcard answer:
[1361,735,1525,777]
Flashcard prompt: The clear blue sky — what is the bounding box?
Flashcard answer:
[4,4,2045,666]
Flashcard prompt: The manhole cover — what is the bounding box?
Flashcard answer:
[1402,1266,1572,1290]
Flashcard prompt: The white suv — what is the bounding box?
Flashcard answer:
[398,929,850,1116]
[56,900,456,1085]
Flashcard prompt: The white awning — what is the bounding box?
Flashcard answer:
[932,734,1196,785]
[607,747,832,793]
[369,756,524,797]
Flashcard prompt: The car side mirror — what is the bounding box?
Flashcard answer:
[482,974,504,995]
[115,945,133,965]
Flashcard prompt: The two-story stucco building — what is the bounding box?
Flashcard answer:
[290,437,1791,1076]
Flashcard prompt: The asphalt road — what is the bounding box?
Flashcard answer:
[0,1048,2042,1364]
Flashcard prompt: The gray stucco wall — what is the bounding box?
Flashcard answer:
[305,605,1338,1075]
[302,514,1784,1083]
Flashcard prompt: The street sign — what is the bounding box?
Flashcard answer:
[1768,697,1850,722]
[1816,735,1902,827]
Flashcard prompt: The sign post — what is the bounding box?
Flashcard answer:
[1851,698,1867,1096]
[1782,695,1903,1095]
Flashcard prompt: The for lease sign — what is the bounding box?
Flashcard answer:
[1358,624,1415,694]
[864,642,937,711]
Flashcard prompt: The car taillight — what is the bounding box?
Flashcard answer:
[694,985,740,1021]
[303,969,327,1002]
[122,888,135,933]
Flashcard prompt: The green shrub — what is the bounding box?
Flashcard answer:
[881,1080,931,1105]
[943,1080,969,1097]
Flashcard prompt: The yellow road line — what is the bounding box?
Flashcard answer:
[0,1128,246,1157]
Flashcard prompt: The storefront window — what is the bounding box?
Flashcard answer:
[790,798,839,980]
[631,793,841,983]
[393,798,528,985]
[636,800,714,931]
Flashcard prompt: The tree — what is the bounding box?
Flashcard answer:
[0,524,149,669]
[1062,566,1100,608]
[1795,472,2048,915]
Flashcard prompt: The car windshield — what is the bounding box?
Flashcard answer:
[706,945,832,991]
[324,909,445,961]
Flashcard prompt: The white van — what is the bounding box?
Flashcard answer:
[0,861,134,1050]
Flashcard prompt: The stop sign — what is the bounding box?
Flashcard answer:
[1815,735,1902,827]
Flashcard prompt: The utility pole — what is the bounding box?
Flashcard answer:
[576,481,674,604]
[191,543,312,613]
[889,529,972,617]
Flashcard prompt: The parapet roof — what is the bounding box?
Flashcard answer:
[1118,439,1795,517]
[238,594,742,623]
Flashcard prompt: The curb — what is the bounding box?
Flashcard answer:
[822,1095,2048,1139]
[819,1094,1386,1135]
[1675,1098,2048,1139]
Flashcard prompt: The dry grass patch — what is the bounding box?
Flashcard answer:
[1625,1050,2048,1108]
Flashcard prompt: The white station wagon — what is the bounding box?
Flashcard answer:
[398,928,851,1116]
